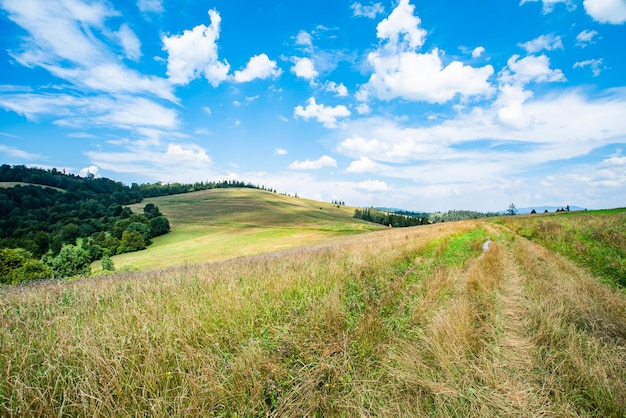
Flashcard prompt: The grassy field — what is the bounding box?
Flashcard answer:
[0,182,65,192]
[2,209,626,416]
[102,189,383,272]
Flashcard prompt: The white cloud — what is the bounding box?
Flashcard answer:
[583,0,626,23]
[345,156,380,173]
[162,9,230,86]
[274,147,288,155]
[576,29,598,47]
[376,0,426,50]
[294,97,351,128]
[573,59,604,77]
[291,57,318,81]
[289,155,337,170]
[325,81,348,97]
[362,49,494,103]
[495,84,535,129]
[518,34,563,53]
[137,0,164,14]
[165,143,211,162]
[500,54,565,85]
[202,106,212,115]
[337,89,626,172]
[520,0,576,14]
[0,144,41,160]
[295,30,313,48]
[1,0,174,100]
[116,23,142,61]
[472,46,485,58]
[233,53,282,82]
[355,179,388,192]
[79,165,100,178]
[87,142,214,183]
[358,0,494,104]
[97,97,179,130]
[603,155,626,166]
[351,2,385,19]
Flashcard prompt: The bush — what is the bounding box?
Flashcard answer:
[0,248,53,284]
[44,245,91,278]
[117,231,146,254]
[149,216,170,237]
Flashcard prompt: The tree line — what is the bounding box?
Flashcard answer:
[353,207,429,227]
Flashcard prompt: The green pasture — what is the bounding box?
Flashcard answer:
[100,188,383,272]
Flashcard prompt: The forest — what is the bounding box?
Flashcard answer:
[0,165,272,284]
[353,207,429,227]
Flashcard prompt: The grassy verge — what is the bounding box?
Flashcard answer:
[3,219,626,416]
[495,209,626,287]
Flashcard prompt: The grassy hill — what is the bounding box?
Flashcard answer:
[102,188,383,272]
[2,208,625,416]
[0,181,66,192]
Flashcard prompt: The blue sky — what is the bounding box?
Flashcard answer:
[1,0,625,212]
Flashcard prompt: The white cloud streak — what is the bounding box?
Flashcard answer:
[289,155,337,170]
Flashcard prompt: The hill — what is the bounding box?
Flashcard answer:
[2,210,625,416]
[103,188,384,271]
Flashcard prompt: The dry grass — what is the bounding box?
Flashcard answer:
[2,218,626,416]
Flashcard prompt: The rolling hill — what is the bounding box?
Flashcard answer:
[102,188,384,271]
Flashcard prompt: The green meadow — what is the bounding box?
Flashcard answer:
[3,209,626,416]
[101,188,383,272]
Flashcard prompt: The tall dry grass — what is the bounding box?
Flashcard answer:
[2,219,626,416]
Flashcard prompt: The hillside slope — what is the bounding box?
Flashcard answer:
[104,188,383,271]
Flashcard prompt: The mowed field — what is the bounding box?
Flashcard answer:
[2,202,626,416]
[104,188,383,271]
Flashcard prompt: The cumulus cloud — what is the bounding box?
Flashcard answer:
[345,156,380,173]
[233,53,281,82]
[295,30,313,48]
[362,49,494,103]
[79,165,100,178]
[291,57,318,81]
[294,97,350,128]
[162,9,230,86]
[576,29,598,47]
[358,0,494,104]
[500,54,565,85]
[376,0,426,50]
[351,2,385,18]
[289,155,337,170]
[472,46,485,58]
[355,179,388,192]
[518,34,563,53]
[325,81,348,97]
[583,0,626,23]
